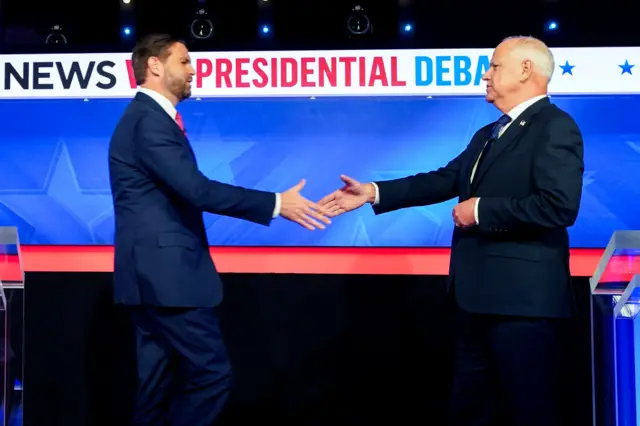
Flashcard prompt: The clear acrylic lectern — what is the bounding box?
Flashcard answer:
[0,227,24,426]
[590,230,640,426]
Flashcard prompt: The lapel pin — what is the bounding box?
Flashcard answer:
[519,120,526,126]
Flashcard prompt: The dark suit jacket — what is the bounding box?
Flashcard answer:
[373,97,584,318]
[108,92,276,307]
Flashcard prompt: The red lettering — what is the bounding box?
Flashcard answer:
[252,58,269,88]
[358,57,367,86]
[390,57,406,86]
[235,58,250,88]
[300,57,315,87]
[281,58,298,88]
[196,59,212,88]
[156,55,406,91]
[216,59,232,88]
[271,58,279,87]
[368,57,389,86]
[318,58,337,87]
[125,60,136,89]
[339,57,356,86]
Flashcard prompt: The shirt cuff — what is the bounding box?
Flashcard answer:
[474,197,480,224]
[273,193,281,218]
[371,182,380,205]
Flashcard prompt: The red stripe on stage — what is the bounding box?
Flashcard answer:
[16,246,604,276]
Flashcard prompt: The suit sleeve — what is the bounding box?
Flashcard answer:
[476,115,584,231]
[134,113,276,226]
[372,148,468,215]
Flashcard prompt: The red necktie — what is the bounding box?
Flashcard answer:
[175,112,187,137]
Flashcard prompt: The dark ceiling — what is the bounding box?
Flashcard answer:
[0,0,635,53]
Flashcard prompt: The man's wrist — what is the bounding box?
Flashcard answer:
[364,183,377,204]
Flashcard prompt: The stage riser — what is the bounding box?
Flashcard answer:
[21,273,593,426]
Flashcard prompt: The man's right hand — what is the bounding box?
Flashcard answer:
[317,175,376,218]
[280,179,332,230]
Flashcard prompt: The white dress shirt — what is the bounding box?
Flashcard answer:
[371,94,547,225]
[138,88,281,217]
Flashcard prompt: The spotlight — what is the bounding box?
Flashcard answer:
[545,20,558,31]
[260,25,270,34]
[190,8,214,39]
[122,26,132,37]
[403,23,412,32]
[347,5,372,36]
[45,24,67,45]
[122,0,131,4]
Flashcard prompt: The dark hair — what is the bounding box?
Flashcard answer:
[131,34,184,85]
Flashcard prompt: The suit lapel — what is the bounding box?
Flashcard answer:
[134,92,197,162]
[463,130,492,196]
[471,97,550,190]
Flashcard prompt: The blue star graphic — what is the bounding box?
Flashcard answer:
[0,141,114,244]
[619,60,634,75]
[583,171,595,188]
[184,114,258,237]
[370,170,454,243]
[349,217,372,246]
[559,61,575,75]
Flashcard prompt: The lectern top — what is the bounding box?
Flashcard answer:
[0,226,23,286]
[613,275,640,319]
[0,227,18,246]
[590,231,640,295]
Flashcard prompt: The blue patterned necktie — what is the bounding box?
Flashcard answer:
[476,114,512,172]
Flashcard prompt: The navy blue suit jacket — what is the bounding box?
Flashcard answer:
[108,92,276,307]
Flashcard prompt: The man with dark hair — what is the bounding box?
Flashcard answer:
[130,34,181,86]
[109,34,330,426]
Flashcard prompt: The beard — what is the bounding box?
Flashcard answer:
[165,74,191,102]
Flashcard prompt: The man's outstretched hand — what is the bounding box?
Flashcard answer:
[280,179,332,230]
[317,175,376,218]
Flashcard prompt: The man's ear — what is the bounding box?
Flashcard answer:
[520,59,533,82]
[147,57,162,77]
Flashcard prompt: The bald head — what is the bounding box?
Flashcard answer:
[502,36,555,80]
[482,36,554,113]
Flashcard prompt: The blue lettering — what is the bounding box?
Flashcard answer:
[454,56,472,85]
[414,54,492,87]
[435,56,452,86]
[414,56,433,86]
[475,56,490,85]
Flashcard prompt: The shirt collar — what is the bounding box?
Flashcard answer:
[139,87,177,119]
[505,94,547,121]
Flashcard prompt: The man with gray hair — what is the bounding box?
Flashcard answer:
[318,36,583,425]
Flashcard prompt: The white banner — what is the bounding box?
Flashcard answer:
[1,47,639,99]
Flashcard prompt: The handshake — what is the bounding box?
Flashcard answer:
[280,175,374,230]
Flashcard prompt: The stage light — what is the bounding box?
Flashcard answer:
[403,23,412,32]
[122,0,131,4]
[190,8,214,39]
[347,4,372,36]
[258,24,272,38]
[45,24,67,45]
[122,26,132,36]
[546,20,558,31]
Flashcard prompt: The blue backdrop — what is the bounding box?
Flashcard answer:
[0,95,638,247]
